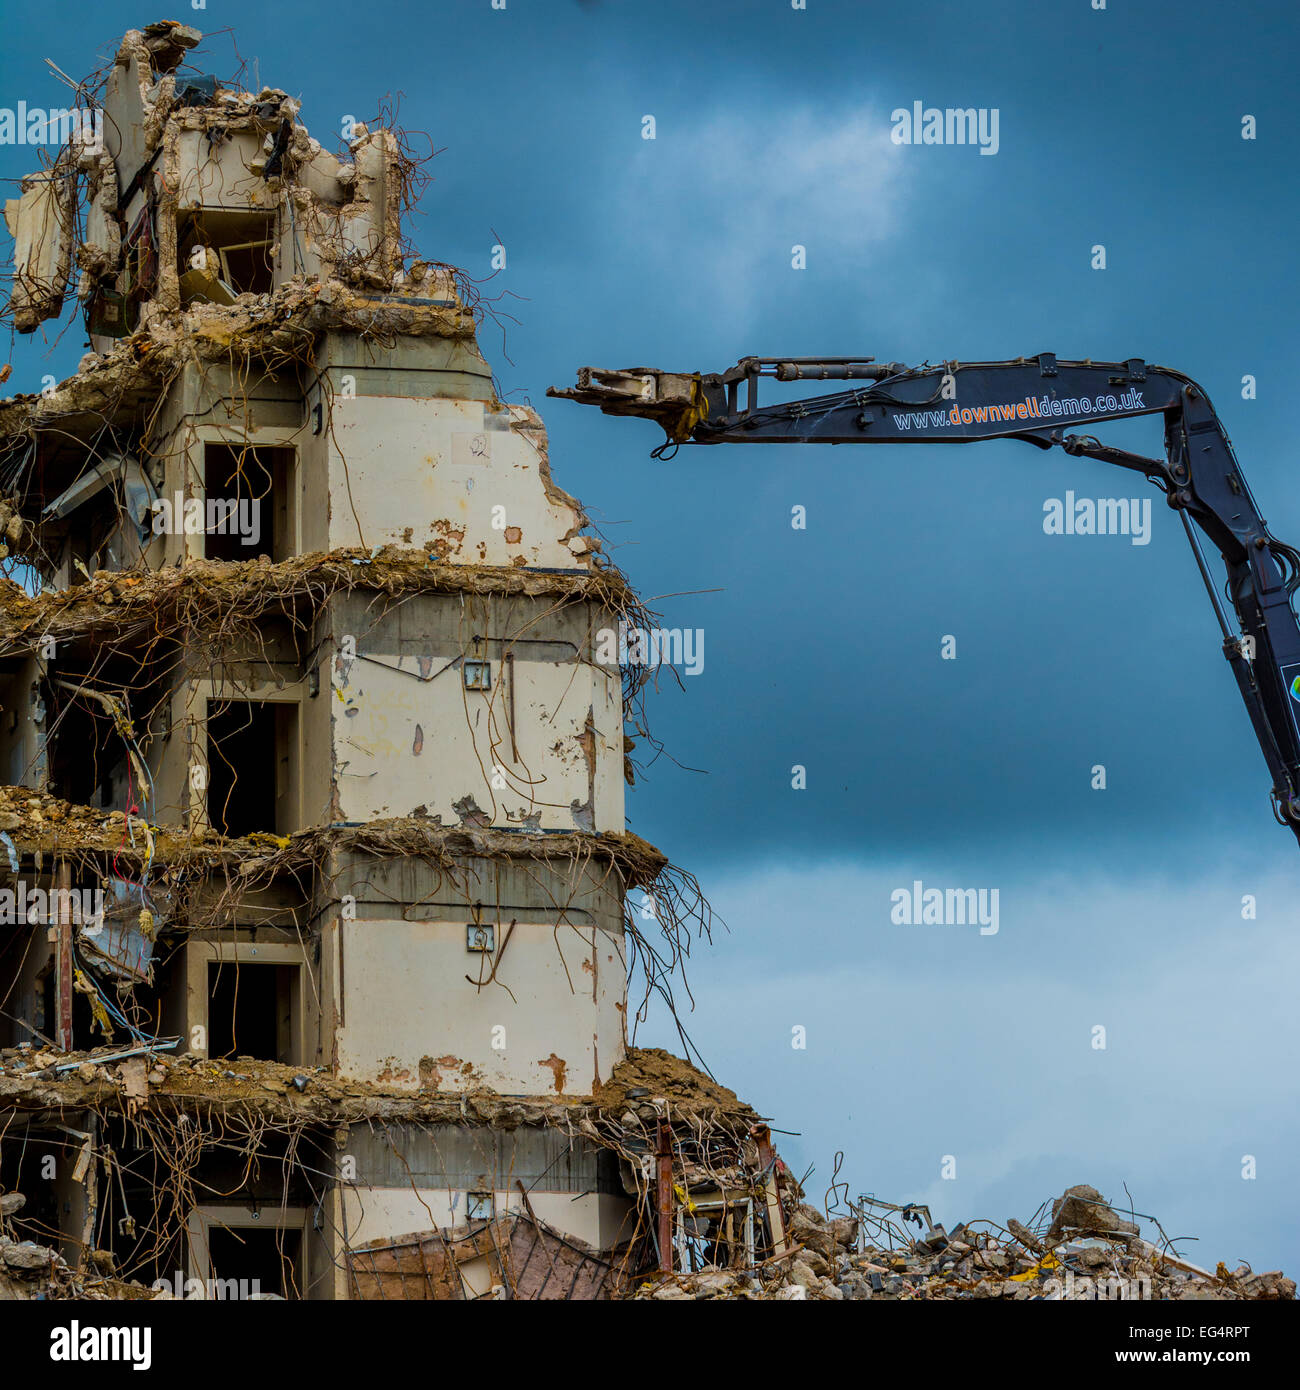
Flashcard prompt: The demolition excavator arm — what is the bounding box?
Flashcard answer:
[549,353,1300,847]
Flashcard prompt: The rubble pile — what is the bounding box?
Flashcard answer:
[0,1191,137,1300]
[0,1237,76,1300]
[592,1047,755,1118]
[629,1184,1297,1301]
[0,1192,72,1300]
[0,1188,200,1301]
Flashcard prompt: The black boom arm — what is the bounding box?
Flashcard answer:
[549,353,1300,846]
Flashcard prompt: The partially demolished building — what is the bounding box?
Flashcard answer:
[1,20,1293,1308]
[0,20,786,1299]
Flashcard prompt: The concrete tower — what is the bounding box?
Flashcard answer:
[0,21,780,1300]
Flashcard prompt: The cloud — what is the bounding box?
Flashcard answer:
[609,101,907,332]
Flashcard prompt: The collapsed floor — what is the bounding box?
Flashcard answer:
[1,1035,785,1300]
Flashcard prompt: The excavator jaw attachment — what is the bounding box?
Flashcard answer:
[547,367,706,442]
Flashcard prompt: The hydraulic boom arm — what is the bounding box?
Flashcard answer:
[549,353,1300,846]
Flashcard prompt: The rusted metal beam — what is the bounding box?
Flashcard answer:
[751,1123,788,1257]
[656,1121,674,1272]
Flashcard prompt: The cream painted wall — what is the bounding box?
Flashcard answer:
[334,917,626,1095]
[331,649,624,831]
[326,397,590,568]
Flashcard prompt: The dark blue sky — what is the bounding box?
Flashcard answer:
[4,0,1298,1276]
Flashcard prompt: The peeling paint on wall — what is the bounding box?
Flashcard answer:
[537,1053,567,1094]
